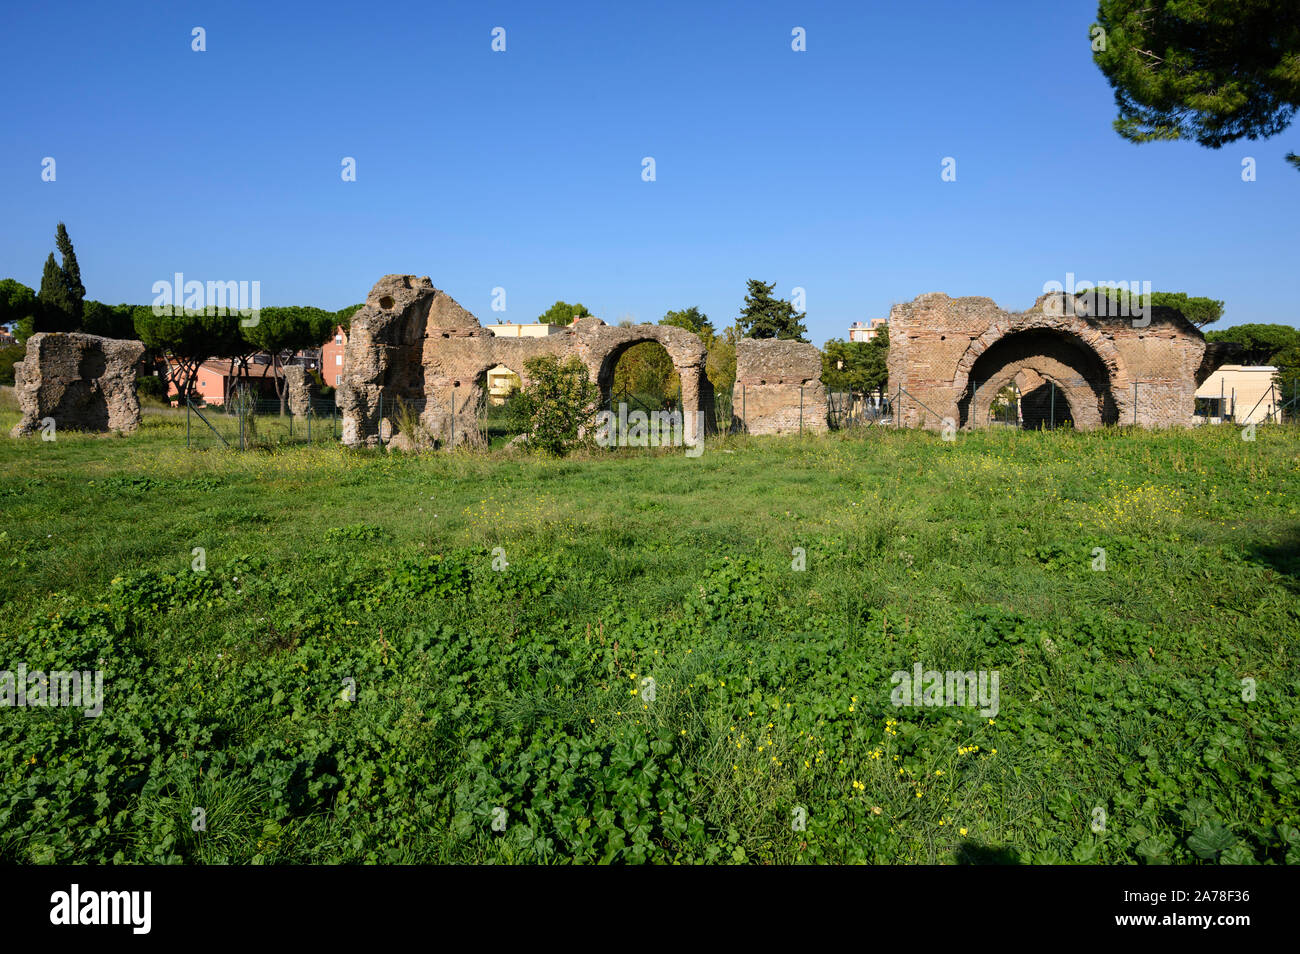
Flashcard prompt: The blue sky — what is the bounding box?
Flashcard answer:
[2,0,1297,342]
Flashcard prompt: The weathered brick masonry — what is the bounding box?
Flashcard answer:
[338,275,720,448]
[10,332,145,437]
[732,338,828,435]
[886,291,1232,429]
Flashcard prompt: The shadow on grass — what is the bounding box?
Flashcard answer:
[954,842,1022,864]
[1250,526,1300,593]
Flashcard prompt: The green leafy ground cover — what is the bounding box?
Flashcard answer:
[1,401,1297,863]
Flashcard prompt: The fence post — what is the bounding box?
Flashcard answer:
[186,398,191,448]
[1050,380,1056,430]
[742,384,747,434]
[1133,382,1138,426]
[799,385,804,435]
[378,391,384,449]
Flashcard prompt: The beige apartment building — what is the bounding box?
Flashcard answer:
[483,322,569,338]
[1195,365,1282,423]
[849,318,888,342]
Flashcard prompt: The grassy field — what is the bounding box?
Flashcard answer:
[1,392,1297,864]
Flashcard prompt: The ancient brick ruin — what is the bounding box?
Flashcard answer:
[886,291,1230,430]
[9,332,145,438]
[337,275,723,449]
[283,365,319,418]
[3,276,1235,448]
[732,338,828,435]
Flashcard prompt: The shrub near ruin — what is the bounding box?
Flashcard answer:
[506,355,601,456]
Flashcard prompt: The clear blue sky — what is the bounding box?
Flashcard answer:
[2,0,1297,342]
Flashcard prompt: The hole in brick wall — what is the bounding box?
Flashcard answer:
[441,333,450,339]
[940,335,946,340]
[760,379,767,386]
[454,381,461,387]
[379,296,395,310]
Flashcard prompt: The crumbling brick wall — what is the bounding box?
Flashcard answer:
[9,332,145,438]
[732,338,828,435]
[886,291,1221,430]
[338,275,720,449]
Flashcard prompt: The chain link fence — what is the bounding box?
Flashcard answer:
[826,390,891,430]
[353,389,497,450]
[183,374,1300,450]
[184,390,342,450]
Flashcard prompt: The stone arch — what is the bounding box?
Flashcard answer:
[952,315,1130,429]
[575,320,716,444]
[595,336,683,407]
[971,361,1095,429]
[1012,368,1077,429]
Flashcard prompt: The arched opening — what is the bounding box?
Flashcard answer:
[987,369,1077,429]
[599,340,683,412]
[958,329,1117,428]
[481,363,522,448]
[597,339,686,449]
[1015,369,1074,429]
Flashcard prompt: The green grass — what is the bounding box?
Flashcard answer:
[1,396,1297,864]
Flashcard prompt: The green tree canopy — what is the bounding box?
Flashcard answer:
[659,306,714,343]
[242,306,339,414]
[334,304,363,332]
[737,279,808,341]
[36,253,78,333]
[1205,323,1300,364]
[1271,345,1300,408]
[1151,292,1224,328]
[821,331,889,394]
[133,304,245,402]
[81,301,141,340]
[612,342,679,404]
[1092,0,1300,169]
[242,306,337,356]
[0,279,38,342]
[1083,288,1225,327]
[706,336,736,397]
[0,345,24,386]
[538,301,591,325]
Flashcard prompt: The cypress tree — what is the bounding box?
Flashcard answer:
[36,252,78,332]
[55,222,85,320]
